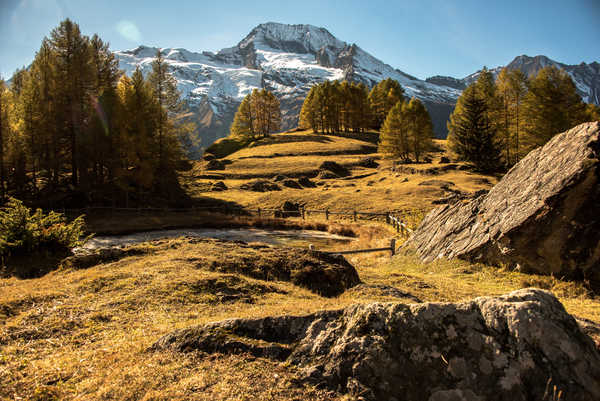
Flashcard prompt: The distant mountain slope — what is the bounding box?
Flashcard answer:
[114,24,599,152]
[114,23,461,149]
[457,55,600,104]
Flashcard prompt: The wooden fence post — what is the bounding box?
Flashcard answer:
[257,207,261,218]
[353,210,357,222]
[390,238,396,257]
[325,209,329,220]
[301,207,305,220]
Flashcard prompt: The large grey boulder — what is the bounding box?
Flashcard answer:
[153,289,600,400]
[404,122,600,284]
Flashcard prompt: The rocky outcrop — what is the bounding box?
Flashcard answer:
[404,122,600,285]
[239,180,281,192]
[319,161,351,177]
[152,288,600,401]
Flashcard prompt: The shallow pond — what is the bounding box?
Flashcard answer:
[80,228,355,251]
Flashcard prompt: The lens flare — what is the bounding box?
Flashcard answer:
[90,95,109,135]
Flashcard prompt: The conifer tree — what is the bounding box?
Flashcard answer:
[507,70,528,162]
[495,69,512,165]
[368,78,405,129]
[230,89,280,139]
[0,79,6,199]
[299,86,317,131]
[406,97,434,162]
[231,93,255,138]
[1,19,192,205]
[148,49,181,172]
[521,66,586,152]
[448,85,502,172]
[585,103,600,121]
[299,81,371,134]
[379,101,410,161]
[49,18,93,187]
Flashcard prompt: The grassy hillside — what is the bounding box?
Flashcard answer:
[182,130,498,213]
[1,237,597,400]
[2,129,598,400]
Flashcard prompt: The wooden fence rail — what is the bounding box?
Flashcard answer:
[311,239,397,258]
[57,205,413,238]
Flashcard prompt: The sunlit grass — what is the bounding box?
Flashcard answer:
[1,234,598,400]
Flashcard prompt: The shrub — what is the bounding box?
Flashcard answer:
[0,198,88,259]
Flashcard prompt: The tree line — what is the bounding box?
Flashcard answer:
[297,78,433,162]
[230,89,281,139]
[0,19,193,206]
[448,66,600,172]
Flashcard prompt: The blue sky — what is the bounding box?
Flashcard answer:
[1,0,599,80]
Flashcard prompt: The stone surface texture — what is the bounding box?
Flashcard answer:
[153,289,600,401]
[404,122,600,283]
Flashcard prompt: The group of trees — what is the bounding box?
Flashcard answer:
[379,97,434,163]
[299,80,371,133]
[230,89,281,139]
[297,78,433,161]
[298,78,413,134]
[449,65,599,172]
[0,19,192,205]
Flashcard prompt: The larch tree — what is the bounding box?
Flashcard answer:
[148,49,181,172]
[379,101,410,161]
[521,66,586,153]
[299,86,317,131]
[299,81,371,134]
[0,79,6,199]
[507,70,528,162]
[368,78,405,129]
[406,97,434,163]
[49,18,93,187]
[231,93,256,138]
[230,89,281,139]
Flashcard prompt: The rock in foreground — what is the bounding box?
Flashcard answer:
[153,289,600,401]
[405,122,600,284]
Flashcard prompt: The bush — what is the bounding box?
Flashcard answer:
[0,198,88,259]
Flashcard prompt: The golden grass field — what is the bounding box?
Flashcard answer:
[183,131,499,213]
[1,130,598,400]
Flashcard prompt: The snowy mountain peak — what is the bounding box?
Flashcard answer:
[239,22,345,55]
[113,23,599,151]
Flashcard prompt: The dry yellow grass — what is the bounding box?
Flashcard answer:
[1,236,598,400]
[182,130,497,214]
[2,130,597,400]
[226,130,375,159]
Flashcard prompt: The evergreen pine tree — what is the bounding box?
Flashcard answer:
[448,85,502,172]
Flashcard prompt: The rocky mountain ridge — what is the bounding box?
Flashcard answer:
[114,22,461,148]
[114,23,600,151]
[456,55,600,104]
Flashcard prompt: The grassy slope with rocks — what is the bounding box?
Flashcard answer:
[1,129,599,400]
[182,130,498,214]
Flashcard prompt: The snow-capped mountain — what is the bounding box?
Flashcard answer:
[114,22,461,148]
[114,24,600,150]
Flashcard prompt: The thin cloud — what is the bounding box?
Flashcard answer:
[116,20,142,42]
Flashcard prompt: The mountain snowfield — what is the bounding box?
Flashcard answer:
[114,22,600,150]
